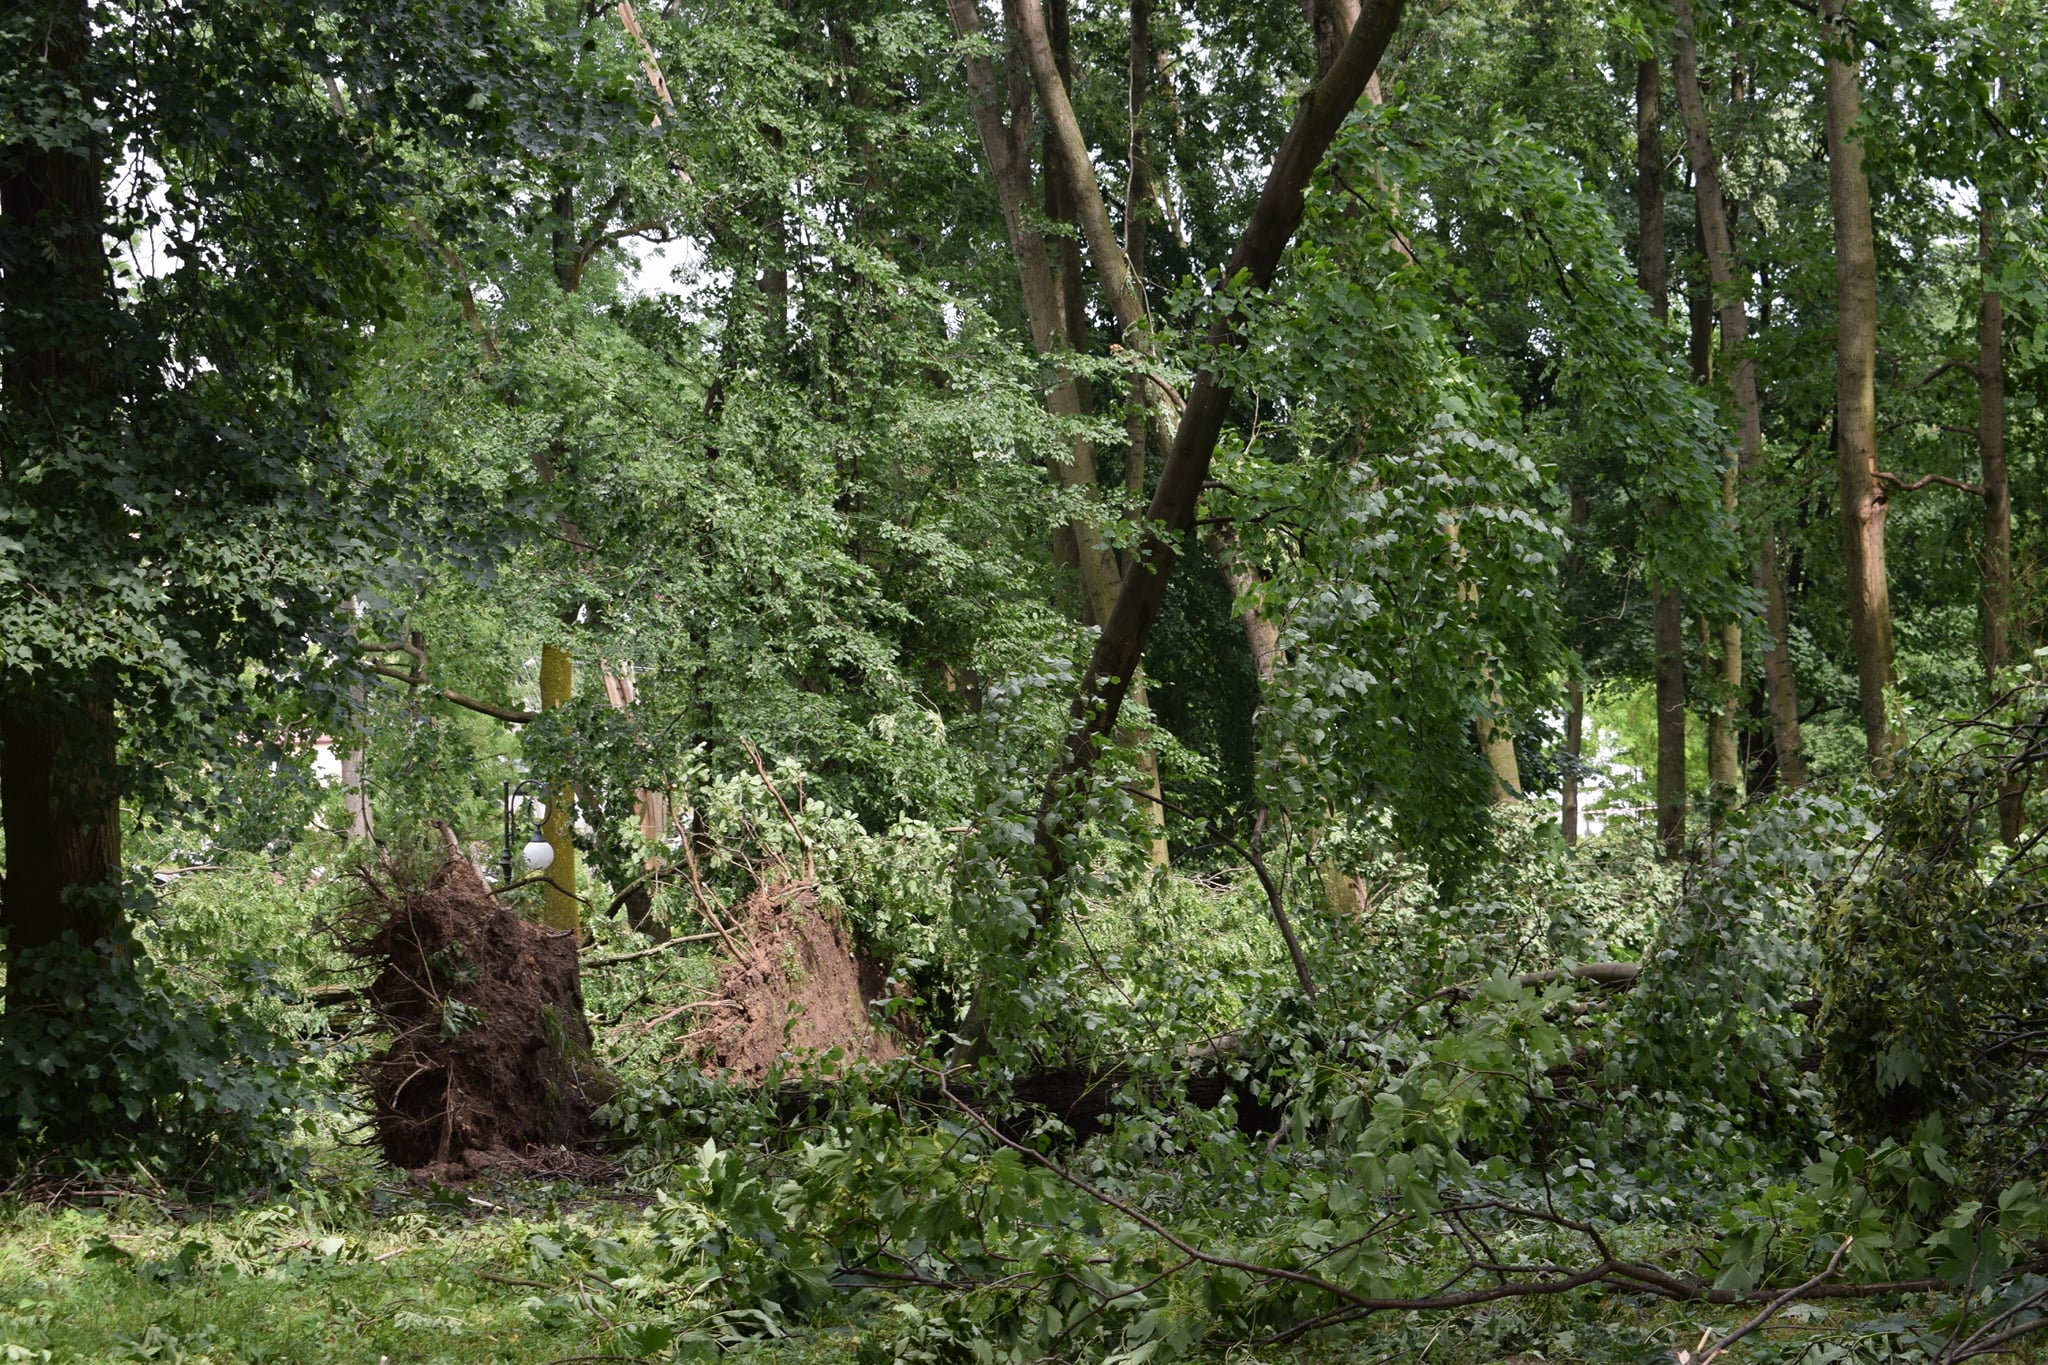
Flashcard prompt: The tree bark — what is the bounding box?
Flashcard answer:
[539,645,581,934]
[0,690,123,967]
[0,0,128,977]
[1637,57,1688,859]
[1820,0,1895,764]
[1045,0,1407,797]
[1671,0,1754,806]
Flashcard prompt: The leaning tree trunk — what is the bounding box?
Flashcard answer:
[0,0,129,987]
[945,0,1169,864]
[1821,0,1896,765]
[1024,0,1406,910]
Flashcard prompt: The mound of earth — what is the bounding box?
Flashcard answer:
[340,850,607,1170]
[698,882,904,1081]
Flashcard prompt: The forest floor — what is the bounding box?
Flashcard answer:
[0,1153,1905,1365]
[0,1153,660,1365]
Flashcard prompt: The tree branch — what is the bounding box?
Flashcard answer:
[1877,470,1984,496]
[364,662,538,723]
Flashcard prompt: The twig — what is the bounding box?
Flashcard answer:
[583,932,722,967]
[1119,786,1314,997]
[364,662,537,723]
[671,812,742,956]
[744,740,813,878]
[1678,1239,1851,1363]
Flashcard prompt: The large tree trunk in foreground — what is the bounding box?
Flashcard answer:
[0,0,127,980]
[1821,0,1895,765]
[1042,0,1406,829]
[0,691,124,966]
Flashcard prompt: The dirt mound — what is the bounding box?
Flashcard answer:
[339,851,607,1170]
[698,882,904,1081]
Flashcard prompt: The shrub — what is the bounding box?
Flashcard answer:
[0,937,318,1190]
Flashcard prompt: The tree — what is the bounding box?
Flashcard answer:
[1820,0,1896,764]
[1670,0,1807,798]
[0,0,430,984]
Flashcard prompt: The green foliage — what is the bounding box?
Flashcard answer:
[1816,719,2048,1167]
[0,940,317,1190]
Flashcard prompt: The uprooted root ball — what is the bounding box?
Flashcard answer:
[697,881,905,1082]
[337,854,608,1171]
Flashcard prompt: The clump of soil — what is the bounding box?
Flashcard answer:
[337,849,607,1171]
[697,882,904,1081]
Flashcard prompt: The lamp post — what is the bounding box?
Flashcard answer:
[501,779,556,887]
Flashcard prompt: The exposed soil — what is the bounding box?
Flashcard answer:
[339,852,607,1170]
[697,882,904,1081]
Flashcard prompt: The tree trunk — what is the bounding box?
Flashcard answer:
[1821,0,1895,765]
[1637,58,1689,858]
[1979,207,2010,685]
[1019,0,1288,697]
[343,683,375,841]
[1124,0,1151,525]
[1670,9,1806,790]
[539,645,581,934]
[0,690,124,969]
[1654,590,1688,858]
[946,0,1167,863]
[1671,0,1770,806]
[1562,675,1584,846]
[1977,204,2022,843]
[1040,0,1407,866]
[0,0,128,980]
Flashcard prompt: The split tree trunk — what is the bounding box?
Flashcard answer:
[1821,0,1896,765]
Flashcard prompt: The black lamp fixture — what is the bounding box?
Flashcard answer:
[501,779,555,886]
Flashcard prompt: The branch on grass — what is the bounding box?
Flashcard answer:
[1678,1238,1851,1364]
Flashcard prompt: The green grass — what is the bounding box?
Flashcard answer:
[0,1170,644,1364]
